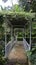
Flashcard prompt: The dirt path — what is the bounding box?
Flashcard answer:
[7,41,29,65]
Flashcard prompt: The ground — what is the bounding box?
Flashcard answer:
[6,41,29,65]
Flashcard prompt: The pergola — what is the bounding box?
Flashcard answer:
[0,11,35,57]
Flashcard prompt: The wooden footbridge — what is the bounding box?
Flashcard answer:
[4,13,32,65]
[5,38,30,65]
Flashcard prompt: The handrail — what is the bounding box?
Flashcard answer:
[5,38,16,57]
[5,38,17,57]
[23,38,30,51]
[5,37,30,57]
[6,38,14,47]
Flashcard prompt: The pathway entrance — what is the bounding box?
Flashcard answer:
[6,41,28,65]
[4,13,32,65]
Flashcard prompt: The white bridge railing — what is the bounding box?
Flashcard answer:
[5,38,17,57]
[23,38,30,51]
[5,37,30,57]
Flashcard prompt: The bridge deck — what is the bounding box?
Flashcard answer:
[7,41,28,65]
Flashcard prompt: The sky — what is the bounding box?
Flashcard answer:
[0,0,18,9]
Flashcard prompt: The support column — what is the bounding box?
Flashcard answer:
[30,20,32,50]
[24,29,26,38]
[23,28,24,39]
[11,27,13,41]
[10,26,13,51]
[25,28,26,39]
[13,27,14,37]
[5,27,7,57]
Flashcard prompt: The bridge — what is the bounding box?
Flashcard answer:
[4,14,32,65]
[5,38,30,58]
[5,36,30,65]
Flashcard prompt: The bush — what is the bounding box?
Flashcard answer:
[0,55,8,65]
[27,47,36,65]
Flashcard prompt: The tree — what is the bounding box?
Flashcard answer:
[2,0,8,3]
[12,4,23,12]
[0,15,4,40]
[0,55,8,65]
[29,48,36,65]
[31,0,36,12]
[19,0,26,7]
[19,0,31,11]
